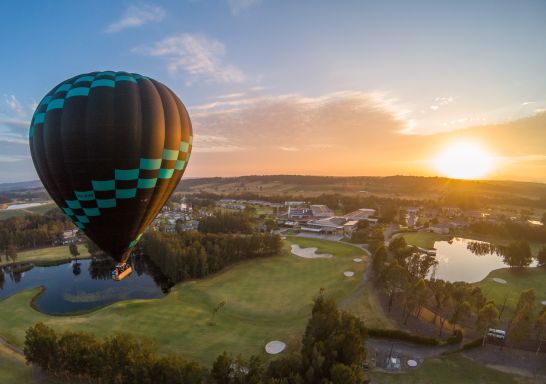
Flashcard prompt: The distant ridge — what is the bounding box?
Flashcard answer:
[0,180,43,192]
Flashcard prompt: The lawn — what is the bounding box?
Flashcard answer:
[0,238,367,365]
[369,354,540,384]
[473,267,546,316]
[397,232,449,249]
[0,203,57,220]
[0,244,90,267]
[0,342,41,383]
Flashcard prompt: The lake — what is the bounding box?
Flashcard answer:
[0,255,172,314]
[432,237,537,283]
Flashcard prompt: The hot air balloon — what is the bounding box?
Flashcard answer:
[29,71,192,277]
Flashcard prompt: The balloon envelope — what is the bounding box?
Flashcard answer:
[29,71,192,262]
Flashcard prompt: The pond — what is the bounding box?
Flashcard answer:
[0,255,172,315]
[432,237,537,283]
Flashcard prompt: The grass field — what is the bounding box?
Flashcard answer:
[474,267,546,316]
[0,244,90,267]
[0,203,57,220]
[369,354,541,384]
[0,237,368,365]
[397,232,448,249]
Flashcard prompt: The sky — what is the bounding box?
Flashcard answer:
[0,0,545,183]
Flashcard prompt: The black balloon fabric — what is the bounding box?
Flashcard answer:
[29,71,192,262]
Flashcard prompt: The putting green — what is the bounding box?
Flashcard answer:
[0,238,367,365]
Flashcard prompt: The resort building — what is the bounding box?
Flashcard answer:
[310,204,334,218]
[344,208,377,224]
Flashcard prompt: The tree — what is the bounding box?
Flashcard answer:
[24,322,59,373]
[211,352,234,384]
[508,289,536,343]
[502,241,533,268]
[379,263,409,312]
[535,308,546,354]
[5,244,17,263]
[450,301,471,332]
[330,363,359,384]
[300,291,366,384]
[429,279,451,326]
[68,243,79,258]
[209,300,226,326]
[536,246,546,268]
[85,238,102,256]
[477,302,500,346]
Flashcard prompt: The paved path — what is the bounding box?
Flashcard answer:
[0,334,23,356]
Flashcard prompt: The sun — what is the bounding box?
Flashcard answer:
[433,141,495,179]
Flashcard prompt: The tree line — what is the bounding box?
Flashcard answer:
[141,231,282,283]
[197,210,255,234]
[468,220,546,244]
[24,292,367,384]
[0,210,72,259]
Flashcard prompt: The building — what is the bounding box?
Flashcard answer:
[285,201,307,207]
[342,220,359,236]
[288,205,312,219]
[310,204,334,218]
[442,207,462,218]
[344,208,377,224]
[300,217,346,236]
[62,229,78,244]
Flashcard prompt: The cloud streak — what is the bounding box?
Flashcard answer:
[105,4,165,33]
[133,34,245,84]
[228,0,262,15]
[183,92,546,181]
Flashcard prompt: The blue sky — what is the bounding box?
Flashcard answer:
[1,0,545,182]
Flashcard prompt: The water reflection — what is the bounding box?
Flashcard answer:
[432,238,537,283]
[0,254,172,315]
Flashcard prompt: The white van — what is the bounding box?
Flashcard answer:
[487,328,506,339]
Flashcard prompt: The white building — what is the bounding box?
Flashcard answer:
[310,204,334,218]
[344,208,377,224]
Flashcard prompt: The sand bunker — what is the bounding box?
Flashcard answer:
[353,257,363,263]
[291,244,332,259]
[492,277,507,284]
[407,359,418,367]
[265,341,286,355]
[344,271,355,277]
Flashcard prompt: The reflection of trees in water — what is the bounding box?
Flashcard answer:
[0,263,33,285]
[0,254,172,293]
[88,254,173,292]
[466,241,504,257]
[88,257,116,280]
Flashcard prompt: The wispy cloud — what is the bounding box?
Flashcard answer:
[429,96,454,111]
[228,0,262,15]
[105,4,165,33]
[133,33,245,84]
[5,95,28,118]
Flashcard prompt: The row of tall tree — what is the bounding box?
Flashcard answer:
[141,231,282,283]
[0,210,72,253]
[468,220,546,243]
[24,292,367,384]
[197,210,255,234]
[372,237,546,349]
